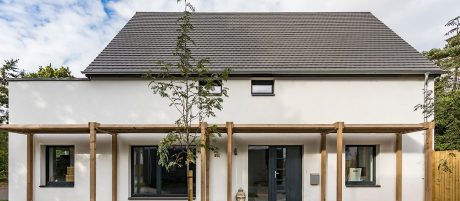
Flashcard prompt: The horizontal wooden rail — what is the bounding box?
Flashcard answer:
[0,123,428,134]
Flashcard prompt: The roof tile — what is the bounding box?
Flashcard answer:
[83,12,441,76]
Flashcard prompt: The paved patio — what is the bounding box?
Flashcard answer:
[0,183,7,200]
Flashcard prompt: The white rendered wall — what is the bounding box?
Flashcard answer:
[8,77,433,201]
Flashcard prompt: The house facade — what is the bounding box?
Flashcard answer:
[7,12,440,201]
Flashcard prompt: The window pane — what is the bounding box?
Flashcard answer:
[161,148,191,195]
[210,85,222,95]
[47,146,74,185]
[345,146,375,184]
[248,146,269,201]
[252,85,273,94]
[199,80,222,95]
[251,80,274,94]
[133,147,158,195]
[132,146,195,197]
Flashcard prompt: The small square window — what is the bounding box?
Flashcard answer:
[345,145,376,186]
[251,80,274,96]
[199,80,222,96]
[46,146,75,187]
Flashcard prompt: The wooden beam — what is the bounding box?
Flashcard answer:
[200,122,208,201]
[226,122,234,201]
[233,124,335,133]
[111,133,118,201]
[336,122,344,201]
[343,124,426,134]
[89,122,97,201]
[396,133,402,201]
[26,134,33,201]
[424,122,434,201]
[0,124,89,134]
[1,123,428,135]
[320,133,327,201]
[98,124,209,133]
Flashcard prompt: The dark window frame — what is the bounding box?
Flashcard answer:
[345,145,377,187]
[130,146,196,198]
[45,145,75,187]
[199,80,222,96]
[251,80,275,96]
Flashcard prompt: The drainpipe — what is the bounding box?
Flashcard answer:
[423,72,430,122]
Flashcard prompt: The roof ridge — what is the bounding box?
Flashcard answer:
[135,11,373,14]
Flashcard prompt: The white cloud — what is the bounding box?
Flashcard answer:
[0,0,458,77]
[0,0,121,77]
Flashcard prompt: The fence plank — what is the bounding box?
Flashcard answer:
[433,150,460,201]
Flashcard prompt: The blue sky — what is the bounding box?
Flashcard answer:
[0,0,458,77]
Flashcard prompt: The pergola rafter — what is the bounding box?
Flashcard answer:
[1,121,434,201]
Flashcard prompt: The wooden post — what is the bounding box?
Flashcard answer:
[89,122,97,201]
[26,134,33,201]
[112,133,118,201]
[206,130,210,201]
[226,122,234,201]
[200,122,208,201]
[188,170,193,201]
[425,122,434,201]
[396,133,402,201]
[336,122,344,201]
[320,133,327,201]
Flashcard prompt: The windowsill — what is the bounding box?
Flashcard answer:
[39,184,74,188]
[251,93,275,96]
[128,197,194,200]
[346,184,381,188]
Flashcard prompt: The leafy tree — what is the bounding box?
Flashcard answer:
[423,16,460,150]
[0,59,23,182]
[22,64,74,78]
[0,59,22,124]
[148,0,229,199]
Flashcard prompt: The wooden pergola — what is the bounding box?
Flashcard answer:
[1,122,434,201]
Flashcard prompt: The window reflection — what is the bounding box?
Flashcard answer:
[46,146,74,186]
[132,146,195,197]
[345,145,376,186]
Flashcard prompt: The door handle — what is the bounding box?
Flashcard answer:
[275,170,279,178]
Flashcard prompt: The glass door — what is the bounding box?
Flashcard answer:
[249,146,302,201]
[273,147,287,201]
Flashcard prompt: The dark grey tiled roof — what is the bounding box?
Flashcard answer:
[83,12,441,76]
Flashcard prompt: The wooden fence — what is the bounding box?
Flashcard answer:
[433,150,460,201]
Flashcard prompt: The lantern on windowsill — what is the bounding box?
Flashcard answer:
[236,188,246,201]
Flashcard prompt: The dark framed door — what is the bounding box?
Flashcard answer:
[248,146,302,201]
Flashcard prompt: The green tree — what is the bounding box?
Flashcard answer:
[148,0,229,200]
[22,64,74,78]
[0,59,23,182]
[0,59,22,124]
[423,16,460,150]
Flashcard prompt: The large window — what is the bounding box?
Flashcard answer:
[345,145,376,186]
[131,146,196,198]
[46,146,75,187]
[251,80,274,96]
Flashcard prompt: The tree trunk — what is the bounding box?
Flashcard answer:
[187,169,193,201]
